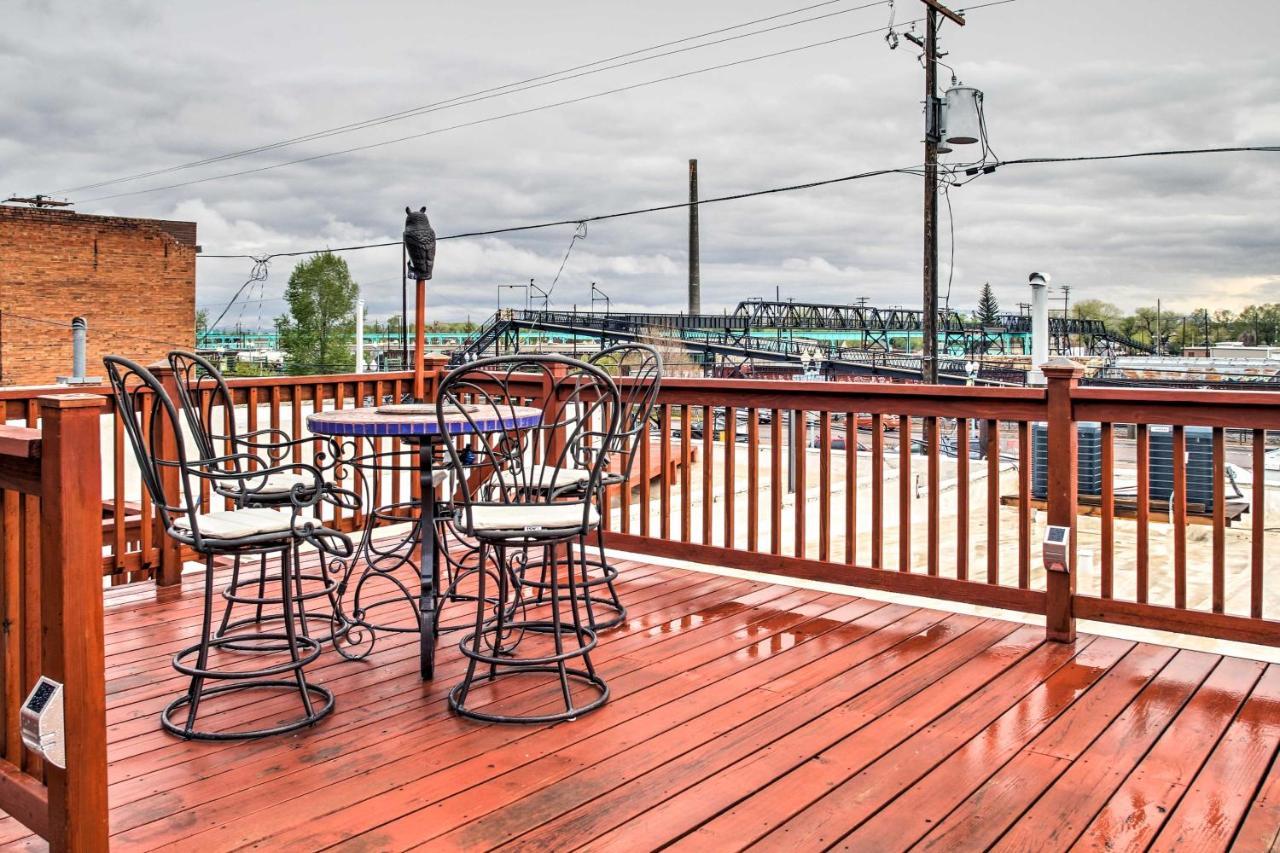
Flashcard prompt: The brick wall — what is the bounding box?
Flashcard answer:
[0,207,197,386]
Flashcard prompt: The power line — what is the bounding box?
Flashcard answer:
[195,164,925,261]
[57,0,888,196]
[192,144,1280,262]
[81,10,976,205]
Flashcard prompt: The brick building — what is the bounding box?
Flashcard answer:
[0,206,197,386]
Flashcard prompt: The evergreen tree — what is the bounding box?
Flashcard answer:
[976,282,1000,326]
[276,252,358,374]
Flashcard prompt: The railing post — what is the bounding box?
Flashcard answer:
[149,362,185,586]
[37,394,109,852]
[1043,358,1083,643]
[423,354,450,402]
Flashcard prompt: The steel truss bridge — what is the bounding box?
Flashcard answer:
[448,299,1153,384]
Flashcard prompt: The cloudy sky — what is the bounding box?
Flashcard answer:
[4,0,1278,326]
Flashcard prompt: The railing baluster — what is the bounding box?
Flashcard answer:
[845,410,858,566]
[660,404,670,537]
[1173,424,1187,609]
[2,490,21,762]
[702,405,714,546]
[724,406,736,550]
[926,415,939,577]
[747,407,759,552]
[794,410,807,559]
[291,384,304,465]
[139,394,154,567]
[819,411,831,563]
[871,413,884,569]
[956,417,969,581]
[1253,428,1266,619]
[771,408,782,556]
[638,417,651,537]
[1212,426,1226,614]
[986,419,999,584]
[1137,423,1150,604]
[1018,421,1031,589]
[680,404,691,537]
[1101,422,1115,599]
[112,414,127,580]
[898,414,911,572]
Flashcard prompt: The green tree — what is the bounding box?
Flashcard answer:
[976,282,1000,326]
[275,252,359,374]
[195,308,209,342]
[1070,299,1123,324]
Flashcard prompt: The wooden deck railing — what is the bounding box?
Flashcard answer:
[0,367,433,587]
[588,362,1279,649]
[0,395,108,851]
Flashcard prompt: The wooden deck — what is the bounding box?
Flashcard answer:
[3,547,1280,851]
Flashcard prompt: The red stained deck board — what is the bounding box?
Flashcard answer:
[235,602,944,851]
[1149,664,1280,851]
[990,648,1221,852]
[482,618,1020,853]
[0,536,1275,853]
[110,585,847,849]
[736,635,1105,851]
[911,640,1182,850]
[1073,655,1266,851]
[837,634,1137,850]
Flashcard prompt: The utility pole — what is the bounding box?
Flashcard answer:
[688,159,701,316]
[917,0,965,384]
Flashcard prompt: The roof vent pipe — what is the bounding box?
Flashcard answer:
[58,316,100,385]
[1028,273,1050,386]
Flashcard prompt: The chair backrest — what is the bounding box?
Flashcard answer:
[167,349,237,461]
[588,343,663,484]
[437,354,621,537]
[103,355,199,539]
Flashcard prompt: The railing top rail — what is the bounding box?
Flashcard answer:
[0,425,41,459]
[650,376,1046,401]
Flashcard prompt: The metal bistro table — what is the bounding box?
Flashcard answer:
[307,403,543,679]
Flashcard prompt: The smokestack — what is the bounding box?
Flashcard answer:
[58,316,100,385]
[1028,272,1050,385]
[688,159,700,316]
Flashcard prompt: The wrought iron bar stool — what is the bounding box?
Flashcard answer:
[167,350,357,649]
[438,355,620,723]
[518,344,662,631]
[106,355,353,740]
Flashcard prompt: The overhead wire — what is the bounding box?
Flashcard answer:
[80,5,1012,205]
[60,1,891,196]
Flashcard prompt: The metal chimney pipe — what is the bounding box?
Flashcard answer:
[58,316,100,385]
[1028,272,1050,385]
[72,316,87,381]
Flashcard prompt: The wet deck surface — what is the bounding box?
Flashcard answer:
[2,545,1280,851]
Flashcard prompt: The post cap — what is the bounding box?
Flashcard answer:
[37,393,108,411]
[1028,272,1050,287]
[1040,357,1084,379]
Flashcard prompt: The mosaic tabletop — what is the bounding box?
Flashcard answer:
[307,404,543,437]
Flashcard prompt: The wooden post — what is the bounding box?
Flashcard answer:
[1043,358,1083,643]
[422,354,450,402]
[148,362,185,586]
[413,278,427,401]
[37,394,109,852]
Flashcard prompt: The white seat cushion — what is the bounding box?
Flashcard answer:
[467,503,598,532]
[227,470,446,495]
[174,507,320,540]
[523,463,592,491]
[224,471,315,495]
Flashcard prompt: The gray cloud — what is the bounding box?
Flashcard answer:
[2,0,1278,329]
